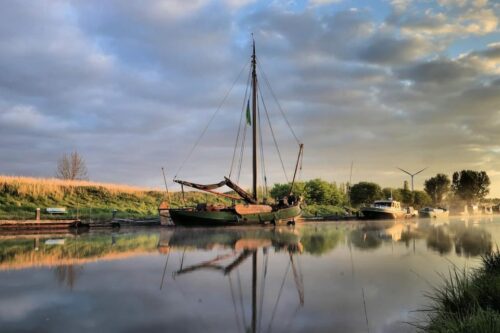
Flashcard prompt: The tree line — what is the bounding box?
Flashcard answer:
[54,151,491,209]
[270,170,490,208]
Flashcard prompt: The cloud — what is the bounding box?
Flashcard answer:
[0,0,500,196]
[389,0,499,37]
[358,35,433,65]
[396,58,478,84]
[0,105,73,133]
[308,0,344,7]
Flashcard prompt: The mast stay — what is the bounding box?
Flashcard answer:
[174,37,302,205]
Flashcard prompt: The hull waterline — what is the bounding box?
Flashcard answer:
[360,208,406,220]
[169,205,301,227]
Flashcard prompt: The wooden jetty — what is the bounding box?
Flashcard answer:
[82,221,120,229]
[0,219,82,231]
[112,218,160,227]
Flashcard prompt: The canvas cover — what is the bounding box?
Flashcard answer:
[174,179,227,191]
[234,204,273,215]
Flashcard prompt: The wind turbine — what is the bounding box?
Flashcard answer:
[397,167,427,192]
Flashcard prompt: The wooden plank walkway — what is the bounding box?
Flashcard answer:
[0,219,81,230]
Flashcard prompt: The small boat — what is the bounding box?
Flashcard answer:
[419,207,449,218]
[168,39,303,227]
[360,200,407,220]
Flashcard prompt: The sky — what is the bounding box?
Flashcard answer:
[0,0,499,196]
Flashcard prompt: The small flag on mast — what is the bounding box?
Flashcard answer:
[246,99,251,126]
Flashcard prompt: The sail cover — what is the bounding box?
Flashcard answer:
[174,179,227,191]
[224,177,257,204]
[174,178,257,204]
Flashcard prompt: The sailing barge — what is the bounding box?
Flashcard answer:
[169,40,303,227]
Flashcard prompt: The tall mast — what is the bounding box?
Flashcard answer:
[251,38,258,201]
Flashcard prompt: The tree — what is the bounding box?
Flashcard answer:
[382,188,403,202]
[413,190,432,208]
[304,179,344,205]
[56,151,88,180]
[270,179,346,205]
[451,170,490,204]
[350,182,383,206]
[270,181,305,199]
[424,173,450,205]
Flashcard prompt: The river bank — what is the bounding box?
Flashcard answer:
[420,250,500,332]
[0,175,348,221]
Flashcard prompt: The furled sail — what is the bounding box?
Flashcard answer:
[174,178,256,203]
[224,177,257,204]
[174,179,227,191]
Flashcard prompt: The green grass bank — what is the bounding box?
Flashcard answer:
[0,176,228,220]
[0,175,344,220]
[420,250,500,333]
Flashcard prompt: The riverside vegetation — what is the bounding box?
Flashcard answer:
[0,176,348,220]
[419,250,500,333]
[0,170,496,220]
[0,175,227,220]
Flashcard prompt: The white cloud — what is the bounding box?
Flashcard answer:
[1,0,500,196]
[309,0,344,7]
[392,0,499,38]
[0,105,73,132]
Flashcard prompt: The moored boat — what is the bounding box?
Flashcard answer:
[361,200,407,220]
[167,39,303,227]
[419,207,449,218]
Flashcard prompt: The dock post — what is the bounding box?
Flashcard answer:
[35,208,40,221]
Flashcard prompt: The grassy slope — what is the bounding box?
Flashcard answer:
[420,250,500,333]
[0,175,229,220]
[0,175,346,220]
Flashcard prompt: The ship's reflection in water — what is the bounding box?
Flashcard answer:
[0,216,498,333]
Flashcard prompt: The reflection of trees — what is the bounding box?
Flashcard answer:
[400,230,423,248]
[54,265,83,290]
[349,230,381,250]
[454,228,492,257]
[426,227,452,255]
[300,227,342,255]
[0,233,160,270]
[422,222,493,257]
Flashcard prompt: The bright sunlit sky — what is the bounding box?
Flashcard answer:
[0,0,499,196]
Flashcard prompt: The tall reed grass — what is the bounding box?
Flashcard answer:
[418,249,500,333]
[0,175,159,198]
[0,174,231,220]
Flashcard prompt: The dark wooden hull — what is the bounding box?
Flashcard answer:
[169,205,301,227]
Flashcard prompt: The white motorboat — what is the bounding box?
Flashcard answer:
[419,207,449,218]
[361,200,407,220]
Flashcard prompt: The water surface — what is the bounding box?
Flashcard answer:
[0,216,498,333]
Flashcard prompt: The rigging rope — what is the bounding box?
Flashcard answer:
[258,59,301,145]
[258,100,268,198]
[229,70,252,178]
[236,123,247,183]
[258,82,289,183]
[174,60,250,179]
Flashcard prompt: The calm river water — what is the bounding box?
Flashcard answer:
[0,216,499,333]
